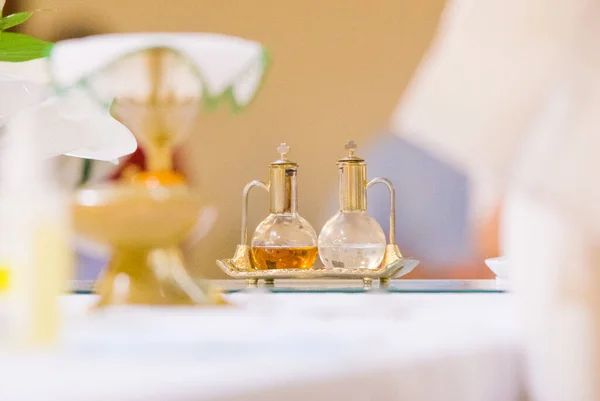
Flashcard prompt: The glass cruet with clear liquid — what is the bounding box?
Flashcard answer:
[241,143,318,270]
[318,141,397,270]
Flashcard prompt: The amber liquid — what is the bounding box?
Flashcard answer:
[251,246,318,270]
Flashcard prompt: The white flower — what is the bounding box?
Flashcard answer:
[0,59,137,162]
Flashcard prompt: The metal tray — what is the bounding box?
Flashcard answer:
[216,244,419,289]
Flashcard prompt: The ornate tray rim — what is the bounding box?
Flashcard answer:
[217,258,419,279]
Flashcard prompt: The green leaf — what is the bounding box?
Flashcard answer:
[0,11,33,31]
[78,159,93,187]
[0,32,53,62]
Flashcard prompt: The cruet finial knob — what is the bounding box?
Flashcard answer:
[277,143,290,160]
[345,140,357,157]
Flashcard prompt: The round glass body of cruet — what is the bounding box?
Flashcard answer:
[242,143,318,270]
[318,141,395,270]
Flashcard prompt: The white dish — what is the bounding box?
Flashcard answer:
[485,257,509,279]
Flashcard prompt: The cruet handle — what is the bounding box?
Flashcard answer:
[367,177,396,245]
[241,180,269,245]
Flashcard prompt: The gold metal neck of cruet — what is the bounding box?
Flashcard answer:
[338,140,367,212]
[269,143,298,214]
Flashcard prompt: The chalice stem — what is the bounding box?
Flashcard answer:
[146,142,173,172]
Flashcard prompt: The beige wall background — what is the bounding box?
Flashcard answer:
[22,0,445,278]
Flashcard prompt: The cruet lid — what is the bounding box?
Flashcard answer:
[270,142,298,169]
[337,140,365,164]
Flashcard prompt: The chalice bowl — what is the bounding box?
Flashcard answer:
[48,33,269,306]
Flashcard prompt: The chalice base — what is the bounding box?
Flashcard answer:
[94,245,226,307]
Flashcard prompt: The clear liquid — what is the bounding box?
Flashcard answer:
[319,243,386,270]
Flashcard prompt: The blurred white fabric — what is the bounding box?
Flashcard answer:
[0,292,522,401]
[49,33,268,107]
[392,0,600,232]
[391,0,600,400]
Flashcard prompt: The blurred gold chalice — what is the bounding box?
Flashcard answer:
[71,48,222,307]
[51,34,269,306]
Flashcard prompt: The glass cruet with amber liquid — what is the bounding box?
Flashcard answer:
[241,143,318,270]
